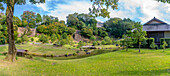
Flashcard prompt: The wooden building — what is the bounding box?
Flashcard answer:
[143,17,170,43]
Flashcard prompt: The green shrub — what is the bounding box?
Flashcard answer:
[65,53,69,57]
[39,34,49,43]
[15,38,22,44]
[21,35,29,43]
[160,38,170,48]
[92,41,98,46]
[150,42,157,49]
[101,40,106,45]
[77,41,86,48]
[90,36,96,41]
[31,38,34,42]
[104,36,112,45]
[73,53,76,56]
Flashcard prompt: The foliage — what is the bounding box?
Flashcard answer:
[39,34,48,43]
[130,23,147,52]
[90,35,96,41]
[36,13,42,24]
[101,40,106,45]
[31,38,34,42]
[50,34,57,43]
[92,41,98,46]
[15,38,22,44]
[77,41,86,48]
[104,36,112,45]
[150,42,157,49]
[42,15,58,25]
[73,53,77,56]
[161,40,168,52]
[103,18,136,38]
[160,38,170,48]
[120,35,133,51]
[80,27,93,38]
[89,0,119,18]
[21,35,29,43]
[157,0,170,3]
[67,13,97,30]
[21,11,36,28]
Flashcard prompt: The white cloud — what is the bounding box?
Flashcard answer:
[49,1,91,21]
[34,0,170,24]
[36,3,48,11]
[103,0,170,23]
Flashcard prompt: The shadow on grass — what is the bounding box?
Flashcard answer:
[113,69,170,75]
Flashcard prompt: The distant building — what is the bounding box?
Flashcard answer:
[143,17,170,43]
[96,22,103,28]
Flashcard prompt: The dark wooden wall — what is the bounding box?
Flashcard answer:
[147,31,164,43]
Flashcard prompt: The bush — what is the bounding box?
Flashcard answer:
[150,42,157,49]
[65,53,69,57]
[90,36,96,41]
[21,35,29,43]
[104,36,112,45]
[39,34,48,43]
[101,40,106,45]
[50,34,57,43]
[31,38,34,42]
[73,53,77,56]
[15,38,22,44]
[77,41,86,48]
[160,38,170,48]
[92,41,98,46]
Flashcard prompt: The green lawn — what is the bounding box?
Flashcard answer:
[0,44,78,55]
[0,48,169,76]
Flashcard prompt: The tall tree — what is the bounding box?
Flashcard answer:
[0,0,45,62]
[21,11,36,28]
[131,23,147,53]
[36,13,42,25]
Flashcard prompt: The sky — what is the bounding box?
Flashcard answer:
[1,0,170,24]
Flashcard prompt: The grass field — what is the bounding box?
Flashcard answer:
[0,44,78,55]
[0,47,169,76]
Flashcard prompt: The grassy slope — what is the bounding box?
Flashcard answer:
[0,48,169,76]
[0,44,78,55]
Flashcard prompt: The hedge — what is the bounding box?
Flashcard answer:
[160,38,170,48]
[133,38,154,48]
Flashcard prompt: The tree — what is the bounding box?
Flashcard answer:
[39,34,48,44]
[161,41,168,52]
[121,35,133,51]
[131,23,147,53]
[103,18,135,38]
[42,15,58,25]
[21,11,36,28]
[0,0,45,62]
[50,34,57,43]
[36,13,42,25]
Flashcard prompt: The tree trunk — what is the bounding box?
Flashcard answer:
[139,41,141,53]
[4,0,17,62]
[126,46,128,51]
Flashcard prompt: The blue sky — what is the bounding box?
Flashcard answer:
[1,0,170,24]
